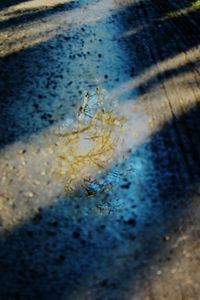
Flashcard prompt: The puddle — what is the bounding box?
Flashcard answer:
[0,88,150,227]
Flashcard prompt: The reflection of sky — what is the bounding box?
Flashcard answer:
[0,1,200,298]
[0,88,150,228]
[0,0,139,149]
[0,0,198,239]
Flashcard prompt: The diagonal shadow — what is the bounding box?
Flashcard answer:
[0,101,199,300]
[0,1,82,31]
[133,59,200,99]
[0,0,31,10]
[0,0,199,149]
[117,0,200,78]
[0,0,200,147]
[0,1,199,299]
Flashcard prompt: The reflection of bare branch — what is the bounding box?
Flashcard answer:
[56,124,92,138]
[55,89,126,191]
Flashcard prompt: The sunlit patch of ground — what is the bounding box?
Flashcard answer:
[110,47,200,106]
[0,44,199,228]
[0,1,200,298]
[4,0,75,12]
[0,88,149,229]
[164,3,199,18]
[0,0,132,57]
[192,0,200,8]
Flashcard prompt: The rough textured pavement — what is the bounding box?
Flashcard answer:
[0,0,200,299]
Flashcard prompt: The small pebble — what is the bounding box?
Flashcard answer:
[33,180,40,186]
[18,149,26,155]
[24,192,34,198]
[114,120,120,126]
[156,270,162,275]
[163,235,170,241]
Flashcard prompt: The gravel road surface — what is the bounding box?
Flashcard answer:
[0,0,200,299]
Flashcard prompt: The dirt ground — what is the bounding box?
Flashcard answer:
[0,0,200,299]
